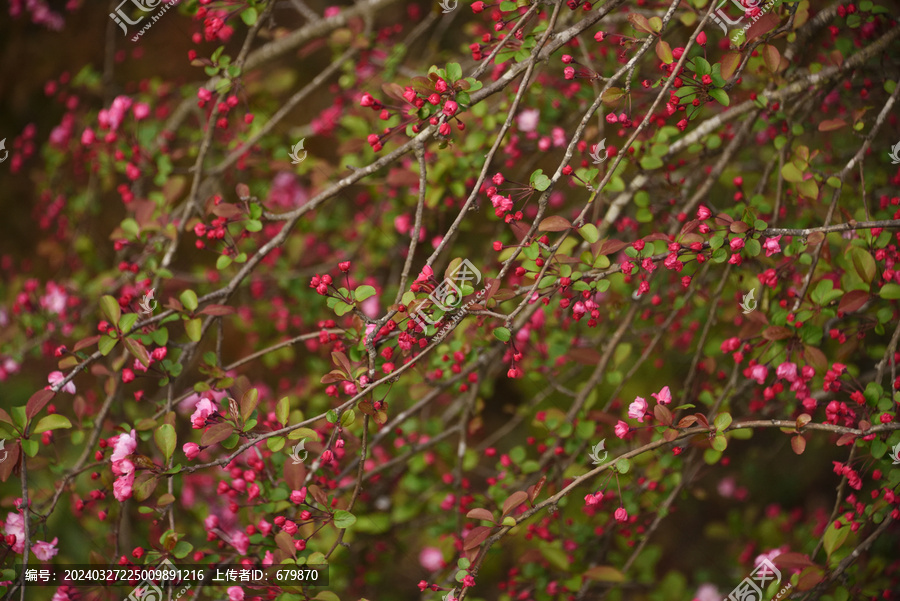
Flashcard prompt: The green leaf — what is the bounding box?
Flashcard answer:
[879,283,900,300]
[493,327,511,342]
[33,414,73,434]
[640,155,664,170]
[172,540,193,559]
[849,247,876,283]
[180,290,199,312]
[615,458,631,474]
[21,438,39,457]
[446,62,462,82]
[823,520,850,559]
[333,510,357,528]
[693,57,711,76]
[240,7,258,25]
[100,295,121,326]
[216,254,232,270]
[245,219,262,232]
[531,170,551,192]
[579,224,599,244]
[711,434,728,451]
[714,412,733,432]
[119,313,139,333]
[99,335,117,356]
[276,397,290,426]
[781,163,804,183]
[708,88,729,106]
[267,437,286,452]
[354,285,377,302]
[154,424,176,463]
[185,318,202,342]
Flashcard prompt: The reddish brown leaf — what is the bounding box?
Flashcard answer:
[0,408,12,425]
[320,370,347,384]
[729,221,750,233]
[527,475,546,504]
[309,484,330,507]
[762,44,781,73]
[795,414,812,429]
[132,473,159,502]
[791,434,806,455]
[803,345,828,371]
[835,433,856,446]
[795,566,825,591]
[818,119,847,132]
[124,337,152,368]
[859,420,871,431]
[235,183,251,200]
[763,326,794,341]
[583,566,625,582]
[720,52,741,80]
[284,459,307,491]
[332,351,353,377]
[200,422,234,447]
[627,13,654,34]
[773,552,816,571]
[745,13,780,42]
[663,428,679,442]
[0,442,19,482]
[538,216,572,232]
[715,212,734,225]
[463,526,492,550]
[210,203,243,219]
[501,491,528,517]
[677,416,698,429]
[694,413,710,429]
[26,389,56,419]
[807,231,825,246]
[466,508,496,523]
[275,531,296,558]
[73,335,101,352]
[653,404,673,427]
[642,233,670,242]
[598,239,628,256]
[199,304,236,316]
[838,290,868,314]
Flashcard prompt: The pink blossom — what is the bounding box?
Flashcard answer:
[113,471,134,502]
[652,386,672,405]
[290,488,308,504]
[230,531,250,554]
[694,584,721,601]
[268,172,309,209]
[517,109,540,132]
[183,442,201,460]
[748,364,768,384]
[4,512,25,553]
[419,546,444,571]
[47,370,75,394]
[262,551,275,567]
[111,430,137,472]
[191,398,217,429]
[204,515,219,530]
[763,235,782,257]
[227,586,245,601]
[614,507,628,521]
[614,420,629,439]
[132,102,150,120]
[584,491,603,506]
[627,396,648,422]
[775,362,798,382]
[32,537,58,560]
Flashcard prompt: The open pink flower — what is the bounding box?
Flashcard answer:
[191,398,218,429]
[419,546,444,571]
[627,397,648,422]
[763,235,782,257]
[113,471,134,502]
[4,512,25,553]
[748,364,768,385]
[651,386,672,405]
[32,537,59,561]
[47,371,75,394]
[614,420,630,439]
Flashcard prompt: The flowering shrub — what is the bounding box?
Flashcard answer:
[1,1,900,600]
